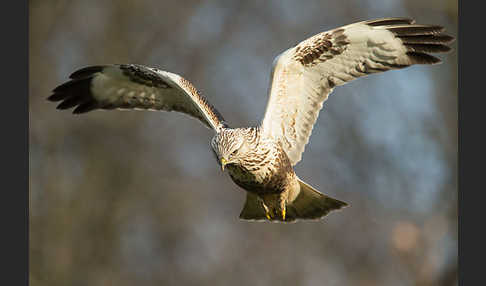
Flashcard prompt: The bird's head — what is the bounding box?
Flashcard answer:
[210,128,248,171]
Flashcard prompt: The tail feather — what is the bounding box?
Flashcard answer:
[239,192,267,221]
[239,179,347,222]
[286,179,348,221]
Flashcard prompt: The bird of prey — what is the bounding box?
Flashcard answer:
[49,18,454,222]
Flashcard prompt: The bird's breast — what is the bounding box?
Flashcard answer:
[226,145,294,195]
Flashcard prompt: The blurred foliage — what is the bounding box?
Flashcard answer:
[30,0,457,285]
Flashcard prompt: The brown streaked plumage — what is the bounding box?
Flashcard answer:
[49,18,454,223]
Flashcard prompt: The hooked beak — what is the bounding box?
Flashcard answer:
[220,158,227,171]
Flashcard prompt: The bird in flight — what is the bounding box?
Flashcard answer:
[49,18,454,222]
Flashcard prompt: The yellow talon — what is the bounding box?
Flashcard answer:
[262,203,272,220]
[266,212,272,220]
[282,209,286,221]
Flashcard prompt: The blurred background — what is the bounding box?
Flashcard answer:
[29,0,457,285]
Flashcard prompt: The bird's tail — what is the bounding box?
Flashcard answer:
[239,179,347,222]
[286,179,348,221]
[239,192,268,221]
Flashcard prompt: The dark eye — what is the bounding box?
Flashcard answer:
[231,149,238,156]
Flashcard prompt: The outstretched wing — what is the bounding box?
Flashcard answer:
[49,64,227,131]
[261,18,454,166]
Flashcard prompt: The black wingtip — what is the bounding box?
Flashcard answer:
[55,96,83,110]
[404,43,452,54]
[52,78,85,93]
[365,17,415,27]
[406,52,442,65]
[48,74,99,113]
[47,92,65,102]
[69,65,105,79]
[398,34,455,45]
[387,25,445,36]
[370,20,455,65]
[72,102,99,114]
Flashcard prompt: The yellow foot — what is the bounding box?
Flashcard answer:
[265,212,272,220]
[282,209,286,221]
[262,203,272,220]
